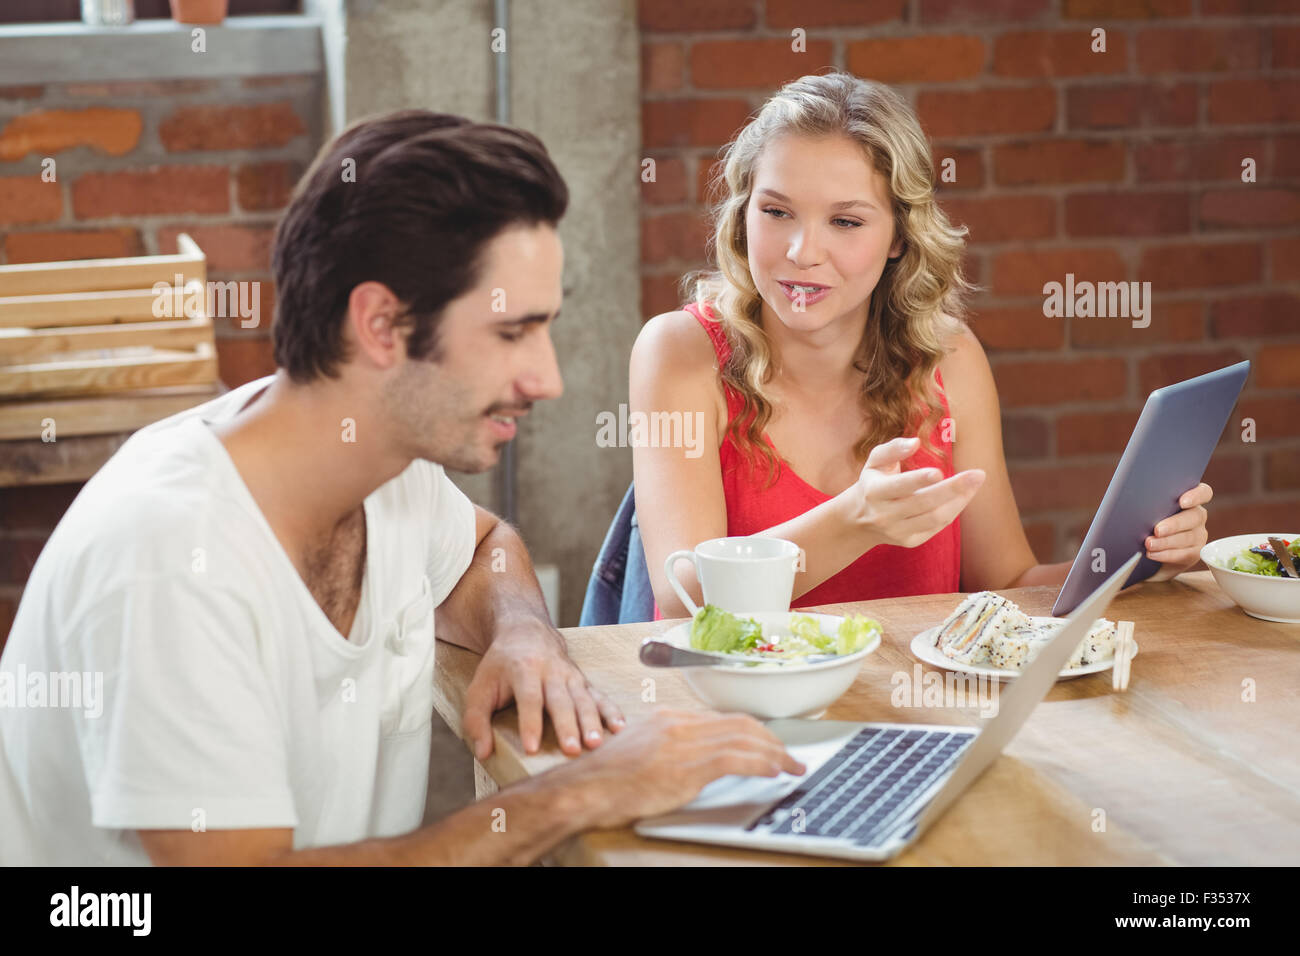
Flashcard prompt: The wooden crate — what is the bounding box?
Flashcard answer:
[0,234,222,442]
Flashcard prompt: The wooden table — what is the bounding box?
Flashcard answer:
[431,571,1300,865]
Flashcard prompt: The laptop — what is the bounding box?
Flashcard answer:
[634,551,1142,862]
[1052,360,1249,615]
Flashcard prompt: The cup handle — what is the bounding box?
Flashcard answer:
[664,550,701,617]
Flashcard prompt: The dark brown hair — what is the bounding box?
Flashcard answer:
[271,109,569,382]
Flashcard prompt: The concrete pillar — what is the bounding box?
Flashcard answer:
[316,0,641,625]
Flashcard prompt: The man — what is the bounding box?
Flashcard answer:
[0,111,802,865]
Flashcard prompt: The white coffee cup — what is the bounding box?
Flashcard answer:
[664,536,801,617]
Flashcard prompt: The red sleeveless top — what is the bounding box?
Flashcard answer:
[652,302,962,620]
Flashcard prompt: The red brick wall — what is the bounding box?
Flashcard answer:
[639,0,1300,564]
[0,75,322,383]
[0,75,322,641]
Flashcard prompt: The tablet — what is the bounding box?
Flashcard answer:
[1052,360,1250,615]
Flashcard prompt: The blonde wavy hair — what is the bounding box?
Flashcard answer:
[687,72,973,485]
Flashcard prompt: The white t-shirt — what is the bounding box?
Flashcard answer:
[0,376,478,865]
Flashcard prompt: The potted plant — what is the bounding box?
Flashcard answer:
[169,0,228,24]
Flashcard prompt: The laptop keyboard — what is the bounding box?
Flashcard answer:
[748,727,974,847]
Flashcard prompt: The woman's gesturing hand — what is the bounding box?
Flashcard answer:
[845,436,985,550]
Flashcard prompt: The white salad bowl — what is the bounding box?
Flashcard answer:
[1201,533,1300,624]
[657,611,880,719]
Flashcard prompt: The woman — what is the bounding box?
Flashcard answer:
[630,72,1211,620]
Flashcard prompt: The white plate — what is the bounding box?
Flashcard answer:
[909,616,1138,682]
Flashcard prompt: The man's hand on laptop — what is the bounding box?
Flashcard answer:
[462,619,626,760]
[1145,482,1213,582]
[546,708,807,830]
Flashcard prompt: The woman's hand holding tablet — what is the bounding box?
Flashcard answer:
[1144,482,1214,582]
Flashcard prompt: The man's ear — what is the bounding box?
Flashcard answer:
[346,282,406,371]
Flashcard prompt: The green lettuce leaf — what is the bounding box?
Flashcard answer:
[834,614,882,655]
[688,607,882,658]
[1229,550,1281,576]
[789,613,830,651]
[689,605,763,653]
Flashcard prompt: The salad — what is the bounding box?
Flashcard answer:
[1225,538,1300,578]
[689,605,881,662]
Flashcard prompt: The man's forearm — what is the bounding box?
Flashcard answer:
[271,769,596,866]
[436,517,556,655]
